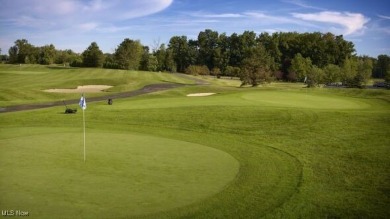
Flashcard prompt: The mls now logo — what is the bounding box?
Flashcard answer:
[2,209,29,216]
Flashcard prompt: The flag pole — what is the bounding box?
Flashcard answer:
[83,106,86,162]
[79,93,87,162]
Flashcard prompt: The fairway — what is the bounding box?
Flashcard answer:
[0,65,389,218]
[241,90,372,109]
[0,128,238,218]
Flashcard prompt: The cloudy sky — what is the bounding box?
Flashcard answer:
[0,0,389,57]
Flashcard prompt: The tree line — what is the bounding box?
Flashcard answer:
[3,29,390,87]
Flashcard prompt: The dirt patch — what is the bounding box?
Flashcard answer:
[187,93,216,97]
[44,85,112,93]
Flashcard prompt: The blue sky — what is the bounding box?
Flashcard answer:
[0,0,389,57]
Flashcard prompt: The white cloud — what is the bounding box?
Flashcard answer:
[292,11,369,35]
[78,22,99,32]
[245,12,292,23]
[282,0,326,10]
[0,0,173,22]
[202,13,244,18]
[244,11,316,28]
[378,15,390,20]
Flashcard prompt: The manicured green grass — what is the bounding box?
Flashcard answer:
[0,128,238,218]
[0,64,194,106]
[0,64,389,218]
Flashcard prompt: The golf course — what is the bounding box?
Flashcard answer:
[0,64,389,218]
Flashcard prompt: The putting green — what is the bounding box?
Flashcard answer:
[0,128,239,218]
[241,91,370,109]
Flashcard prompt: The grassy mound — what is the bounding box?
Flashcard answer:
[0,128,238,218]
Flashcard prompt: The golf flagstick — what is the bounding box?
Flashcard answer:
[79,94,87,162]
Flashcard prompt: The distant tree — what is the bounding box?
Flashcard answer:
[228,33,241,67]
[114,38,143,70]
[225,66,240,78]
[355,57,373,87]
[307,66,325,87]
[38,44,56,65]
[258,32,282,66]
[210,67,221,77]
[168,36,193,72]
[335,35,356,65]
[385,68,390,83]
[155,44,167,71]
[164,49,176,72]
[140,46,150,71]
[340,56,372,88]
[323,64,341,84]
[8,39,38,64]
[215,33,230,72]
[341,57,358,86]
[185,65,209,75]
[146,55,158,71]
[373,55,390,78]
[70,55,83,67]
[240,44,273,86]
[289,53,313,82]
[273,70,284,81]
[57,50,81,67]
[103,53,119,69]
[287,71,298,82]
[198,29,219,69]
[8,46,18,63]
[82,42,104,67]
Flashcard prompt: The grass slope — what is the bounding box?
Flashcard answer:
[0,64,389,218]
[0,64,194,106]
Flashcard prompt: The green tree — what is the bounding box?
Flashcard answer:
[140,46,151,71]
[373,55,390,78]
[225,66,241,78]
[168,36,193,72]
[8,46,18,63]
[215,33,230,73]
[307,66,325,87]
[240,44,273,86]
[385,68,390,83]
[165,49,176,72]
[210,67,221,78]
[258,32,282,67]
[82,42,104,67]
[323,64,341,84]
[356,57,373,87]
[146,55,158,71]
[341,57,358,87]
[155,44,167,71]
[39,44,56,65]
[198,29,219,69]
[7,39,40,64]
[185,65,209,75]
[114,38,143,70]
[288,53,313,82]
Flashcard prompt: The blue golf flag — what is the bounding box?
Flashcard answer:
[79,94,86,110]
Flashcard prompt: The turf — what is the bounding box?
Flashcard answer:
[0,64,194,107]
[0,128,238,218]
[0,64,389,218]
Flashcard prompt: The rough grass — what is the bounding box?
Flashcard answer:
[0,64,389,218]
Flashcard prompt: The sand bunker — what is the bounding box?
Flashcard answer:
[44,85,112,93]
[187,93,216,97]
